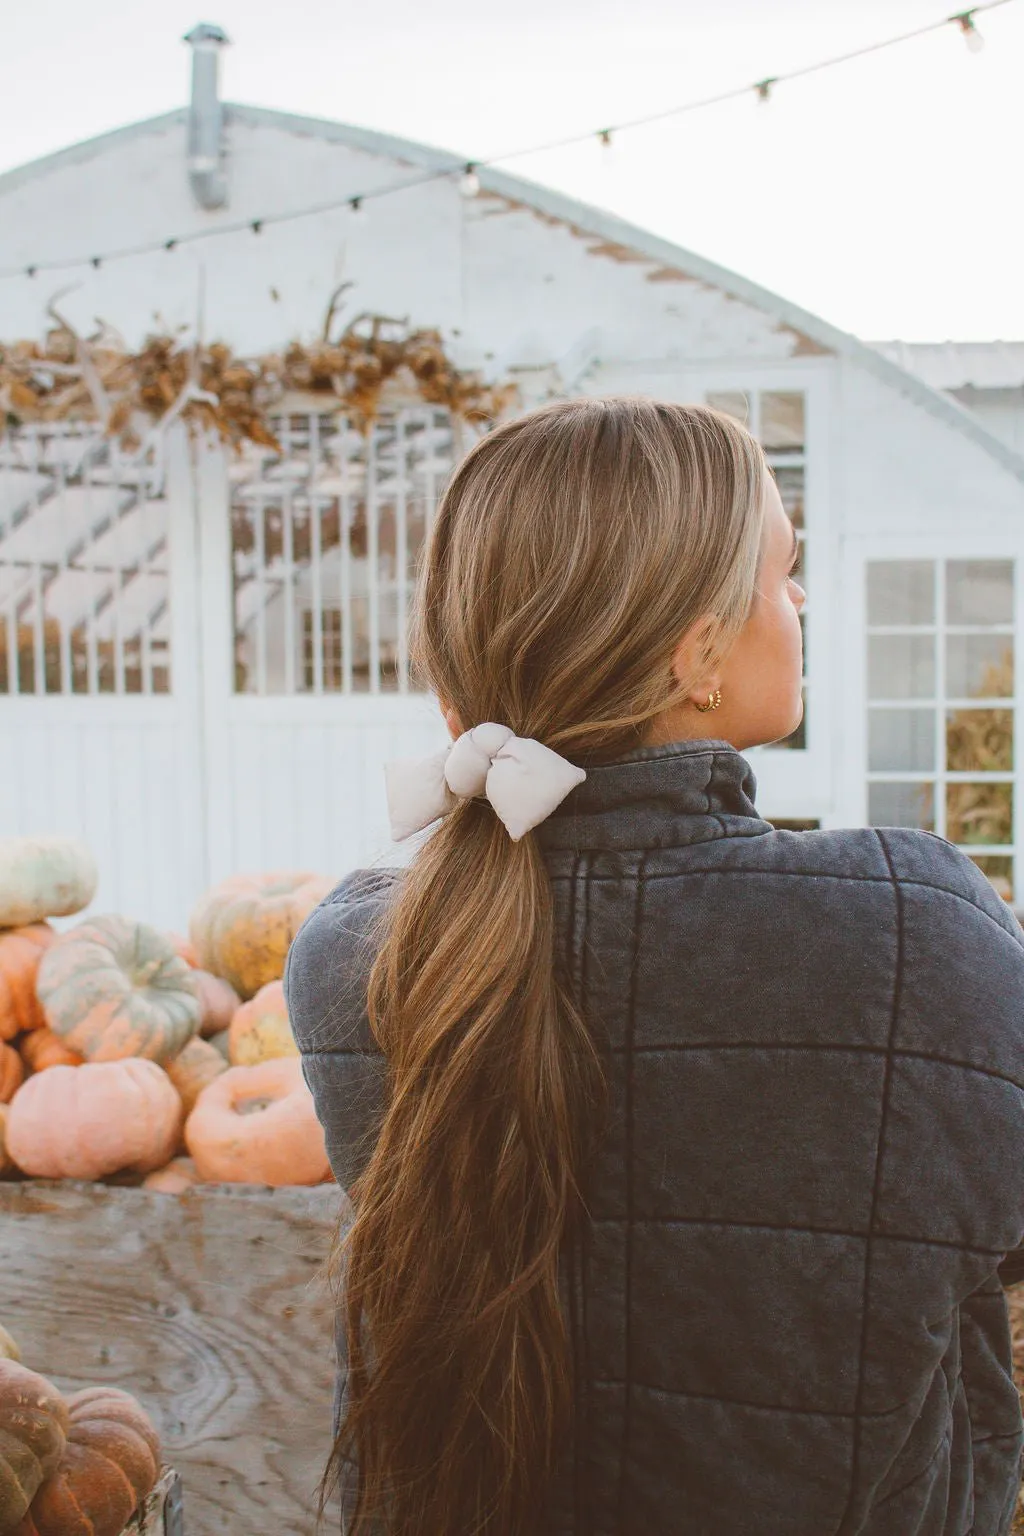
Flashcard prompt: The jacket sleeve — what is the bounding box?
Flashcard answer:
[283,866,403,1191]
[888,829,1024,1287]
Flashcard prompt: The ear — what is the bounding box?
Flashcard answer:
[670,614,720,694]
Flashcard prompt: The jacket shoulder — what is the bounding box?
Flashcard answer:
[283,865,404,1054]
[870,826,1024,948]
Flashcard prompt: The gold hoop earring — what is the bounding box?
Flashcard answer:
[694,688,722,713]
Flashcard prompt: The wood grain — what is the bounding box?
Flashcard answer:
[0,1179,346,1535]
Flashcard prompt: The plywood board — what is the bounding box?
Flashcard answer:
[0,1179,345,1536]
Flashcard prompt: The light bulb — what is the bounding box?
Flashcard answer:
[349,197,366,220]
[598,129,617,169]
[955,12,985,50]
[459,164,481,198]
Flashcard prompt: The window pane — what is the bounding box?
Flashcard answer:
[774,465,804,530]
[946,781,1013,845]
[868,781,935,829]
[868,709,936,772]
[771,819,821,831]
[761,392,805,453]
[867,561,934,626]
[946,560,1013,625]
[705,391,750,426]
[868,635,935,699]
[946,635,1013,698]
[946,707,1013,771]
[968,855,1014,903]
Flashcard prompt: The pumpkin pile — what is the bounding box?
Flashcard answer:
[0,839,336,1191]
[0,1327,163,1536]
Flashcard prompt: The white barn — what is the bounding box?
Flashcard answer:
[2,26,1023,930]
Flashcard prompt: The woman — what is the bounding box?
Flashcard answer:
[284,397,1024,1536]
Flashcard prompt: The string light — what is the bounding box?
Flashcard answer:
[0,0,1013,283]
[459,162,481,197]
[952,9,987,48]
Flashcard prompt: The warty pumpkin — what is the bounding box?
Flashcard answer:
[0,925,55,1042]
[17,1029,84,1075]
[0,1360,69,1531]
[27,1386,161,1536]
[227,980,298,1066]
[36,916,200,1064]
[165,1037,228,1119]
[185,1056,330,1185]
[5,1060,182,1181]
[0,839,97,929]
[0,1043,23,1105]
[188,871,334,1000]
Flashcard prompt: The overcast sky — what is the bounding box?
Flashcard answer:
[0,0,1020,342]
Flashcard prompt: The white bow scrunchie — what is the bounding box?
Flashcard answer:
[384,722,587,843]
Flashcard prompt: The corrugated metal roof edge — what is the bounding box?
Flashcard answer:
[3,103,1024,490]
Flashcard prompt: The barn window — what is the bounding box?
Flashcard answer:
[705,389,807,751]
[231,407,456,695]
[0,424,171,695]
[866,558,1015,900]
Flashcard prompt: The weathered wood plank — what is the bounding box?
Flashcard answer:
[0,1179,345,1536]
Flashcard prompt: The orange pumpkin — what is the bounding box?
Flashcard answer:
[0,837,97,928]
[142,1156,201,1194]
[18,1028,84,1074]
[0,1104,13,1178]
[5,1060,182,1181]
[0,1041,24,1103]
[0,924,55,1041]
[227,980,297,1066]
[192,970,241,1039]
[185,1057,330,1185]
[36,916,200,1064]
[27,1385,161,1536]
[166,932,199,968]
[165,1037,228,1118]
[0,1360,69,1531]
[188,871,334,1000]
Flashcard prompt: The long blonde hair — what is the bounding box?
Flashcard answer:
[321,397,769,1534]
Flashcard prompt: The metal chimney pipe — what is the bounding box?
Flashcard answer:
[183,23,230,209]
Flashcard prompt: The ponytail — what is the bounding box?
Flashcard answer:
[320,797,605,1533]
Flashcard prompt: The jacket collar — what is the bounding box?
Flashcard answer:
[534,736,772,852]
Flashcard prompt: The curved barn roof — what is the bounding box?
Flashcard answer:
[3,103,1024,484]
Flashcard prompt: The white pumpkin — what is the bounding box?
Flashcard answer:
[0,837,98,928]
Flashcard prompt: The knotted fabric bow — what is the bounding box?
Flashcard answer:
[384,722,587,843]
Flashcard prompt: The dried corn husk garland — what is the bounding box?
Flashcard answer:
[0,310,519,450]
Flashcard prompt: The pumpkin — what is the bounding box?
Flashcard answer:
[166,932,199,969]
[188,871,334,1000]
[0,1043,23,1104]
[5,1060,182,1181]
[0,1325,19,1362]
[165,1037,228,1118]
[192,971,241,1039]
[0,1105,13,1178]
[0,1360,69,1531]
[208,1028,231,1062]
[142,1157,201,1194]
[227,980,297,1066]
[27,1386,160,1536]
[0,925,55,1042]
[18,1029,84,1075]
[36,916,200,1064]
[0,839,97,929]
[185,1057,330,1185]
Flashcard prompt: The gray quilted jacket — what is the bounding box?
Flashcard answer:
[284,736,1024,1535]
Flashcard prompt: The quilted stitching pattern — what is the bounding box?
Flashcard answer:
[284,739,1024,1535]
